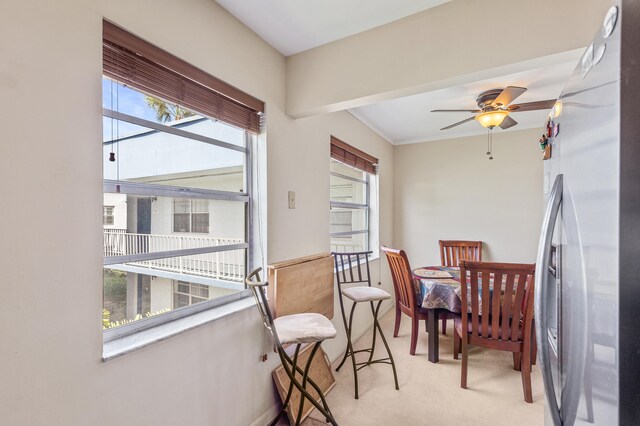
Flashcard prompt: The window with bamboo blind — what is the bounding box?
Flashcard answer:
[329,136,378,253]
[101,20,259,342]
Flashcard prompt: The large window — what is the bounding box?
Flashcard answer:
[330,136,378,253]
[102,21,263,338]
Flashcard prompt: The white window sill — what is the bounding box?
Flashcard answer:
[334,253,380,273]
[102,297,256,361]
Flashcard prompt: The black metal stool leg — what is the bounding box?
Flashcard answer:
[336,301,358,373]
[344,302,360,398]
[295,343,322,425]
[289,343,338,426]
[367,301,378,364]
[283,351,336,421]
[373,300,399,390]
[269,344,301,426]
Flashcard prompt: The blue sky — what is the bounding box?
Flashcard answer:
[102,77,159,141]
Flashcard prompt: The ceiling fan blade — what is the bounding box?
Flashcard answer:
[508,99,557,112]
[492,86,527,107]
[499,115,518,130]
[431,109,480,113]
[440,116,476,130]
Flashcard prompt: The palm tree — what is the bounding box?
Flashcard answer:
[144,96,195,122]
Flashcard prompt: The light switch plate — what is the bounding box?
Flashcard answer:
[288,191,296,209]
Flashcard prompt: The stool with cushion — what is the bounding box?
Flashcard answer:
[332,251,399,399]
[246,268,338,426]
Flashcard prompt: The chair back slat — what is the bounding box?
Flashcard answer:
[501,274,515,339]
[469,271,480,336]
[510,274,528,341]
[460,261,535,344]
[439,240,483,267]
[481,269,490,338]
[491,272,503,339]
[332,251,372,287]
[381,246,418,311]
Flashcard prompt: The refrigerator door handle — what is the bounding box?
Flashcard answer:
[536,174,563,426]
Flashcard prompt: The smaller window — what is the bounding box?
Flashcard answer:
[173,198,210,233]
[173,281,210,308]
[330,136,378,254]
[103,206,115,226]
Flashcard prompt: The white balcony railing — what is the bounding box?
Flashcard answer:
[104,229,245,282]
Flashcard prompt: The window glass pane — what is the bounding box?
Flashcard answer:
[102,77,245,147]
[330,208,367,234]
[103,118,245,193]
[173,214,190,232]
[174,293,190,309]
[103,250,244,329]
[330,175,367,204]
[191,213,209,233]
[330,159,365,180]
[330,232,368,253]
[191,199,209,213]
[103,194,244,248]
[173,199,190,213]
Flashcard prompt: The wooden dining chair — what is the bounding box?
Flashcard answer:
[439,240,483,267]
[381,246,430,356]
[453,260,536,403]
[438,240,483,335]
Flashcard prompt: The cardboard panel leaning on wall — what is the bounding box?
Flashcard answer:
[393,128,544,267]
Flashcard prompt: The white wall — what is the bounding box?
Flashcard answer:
[285,0,611,117]
[394,128,544,267]
[0,0,394,425]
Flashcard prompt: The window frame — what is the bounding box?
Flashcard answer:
[103,205,115,226]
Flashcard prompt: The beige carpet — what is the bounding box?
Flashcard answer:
[284,310,544,426]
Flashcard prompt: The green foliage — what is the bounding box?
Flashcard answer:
[104,269,127,300]
[144,96,195,123]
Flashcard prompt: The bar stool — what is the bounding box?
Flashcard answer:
[331,251,399,399]
[245,268,338,426]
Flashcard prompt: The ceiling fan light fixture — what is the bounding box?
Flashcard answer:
[475,110,509,128]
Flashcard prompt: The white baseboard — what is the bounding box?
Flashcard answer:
[250,403,281,426]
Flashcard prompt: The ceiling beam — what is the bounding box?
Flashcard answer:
[285,0,612,118]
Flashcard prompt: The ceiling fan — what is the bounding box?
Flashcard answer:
[432,86,556,131]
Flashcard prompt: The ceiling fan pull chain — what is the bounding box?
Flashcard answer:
[486,129,490,155]
[489,130,494,160]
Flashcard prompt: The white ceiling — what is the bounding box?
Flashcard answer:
[350,60,579,144]
[215,0,450,56]
[216,0,580,145]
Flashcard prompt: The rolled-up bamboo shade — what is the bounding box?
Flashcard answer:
[330,136,378,174]
[103,20,263,133]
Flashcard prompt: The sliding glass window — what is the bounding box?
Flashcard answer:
[102,79,254,338]
[101,21,263,341]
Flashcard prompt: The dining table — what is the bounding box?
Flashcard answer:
[412,265,465,363]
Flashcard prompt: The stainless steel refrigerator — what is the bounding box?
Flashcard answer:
[535,1,640,425]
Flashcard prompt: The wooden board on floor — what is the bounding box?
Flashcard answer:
[267,253,334,319]
[272,344,336,425]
